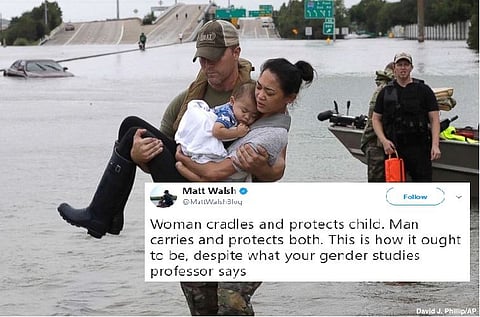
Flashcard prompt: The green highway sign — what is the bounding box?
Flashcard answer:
[249,10,260,17]
[304,0,334,19]
[323,21,334,35]
[259,5,273,12]
[215,8,246,19]
[259,4,273,16]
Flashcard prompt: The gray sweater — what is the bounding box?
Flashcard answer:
[226,113,291,181]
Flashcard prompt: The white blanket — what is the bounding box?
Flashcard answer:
[174,100,228,164]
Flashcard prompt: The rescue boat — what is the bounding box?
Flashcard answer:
[317,100,479,198]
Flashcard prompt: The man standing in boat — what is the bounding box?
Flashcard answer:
[372,52,441,181]
[360,62,394,182]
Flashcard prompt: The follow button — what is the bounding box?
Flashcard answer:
[386,186,445,206]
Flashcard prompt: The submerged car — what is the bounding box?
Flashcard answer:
[3,59,74,78]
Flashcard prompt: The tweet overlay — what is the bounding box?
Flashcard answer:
[145,183,470,282]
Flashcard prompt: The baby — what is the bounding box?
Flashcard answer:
[175,81,259,164]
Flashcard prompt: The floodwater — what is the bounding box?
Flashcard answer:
[0,38,478,316]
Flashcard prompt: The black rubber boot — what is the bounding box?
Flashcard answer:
[107,161,136,235]
[58,148,136,238]
[104,141,136,235]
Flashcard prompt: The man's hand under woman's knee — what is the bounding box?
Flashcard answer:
[130,129,164,171]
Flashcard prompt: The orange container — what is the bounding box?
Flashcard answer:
[385,150,406,182]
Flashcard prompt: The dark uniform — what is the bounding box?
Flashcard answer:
[161,190,174,207]
[139,33,146,49]
[374,79,438,181]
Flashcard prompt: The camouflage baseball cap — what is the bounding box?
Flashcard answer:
[393,52,413,64]
[375,69,394,81]
[193,20,239,62]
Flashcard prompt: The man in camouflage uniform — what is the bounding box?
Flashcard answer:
[161,20,282,316]
[360,63,394,182]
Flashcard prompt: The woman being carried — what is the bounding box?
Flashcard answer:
[176,58,315,182]
[57,58,314,239]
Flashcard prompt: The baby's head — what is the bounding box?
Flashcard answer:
[231,81,260,125]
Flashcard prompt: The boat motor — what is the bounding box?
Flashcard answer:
[317,109,335,121]
[440,115,458,132]
[317,100,367,129]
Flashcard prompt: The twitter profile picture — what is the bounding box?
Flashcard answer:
[150,186,177,208]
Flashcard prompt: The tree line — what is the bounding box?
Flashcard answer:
[1,0,478,50]
[0,1,155,46]
[274,0,478,50]
[1,1,62,45]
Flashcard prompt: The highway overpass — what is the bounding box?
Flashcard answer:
[43,3,279,46]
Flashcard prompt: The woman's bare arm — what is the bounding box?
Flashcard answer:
[234,144,286,181]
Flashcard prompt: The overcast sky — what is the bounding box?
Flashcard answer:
[1,0,361,22]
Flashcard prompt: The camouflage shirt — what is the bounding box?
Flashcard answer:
[360,70,394,152]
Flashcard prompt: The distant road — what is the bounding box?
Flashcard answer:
[43,4,279,46]
[239,17,278,39]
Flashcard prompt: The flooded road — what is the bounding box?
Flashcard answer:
[0,38,478,315]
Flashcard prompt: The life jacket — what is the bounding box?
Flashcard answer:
[455,127,479,140]
[382,78,430,140]
[172,58,254,132]
[440,126,479,144]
